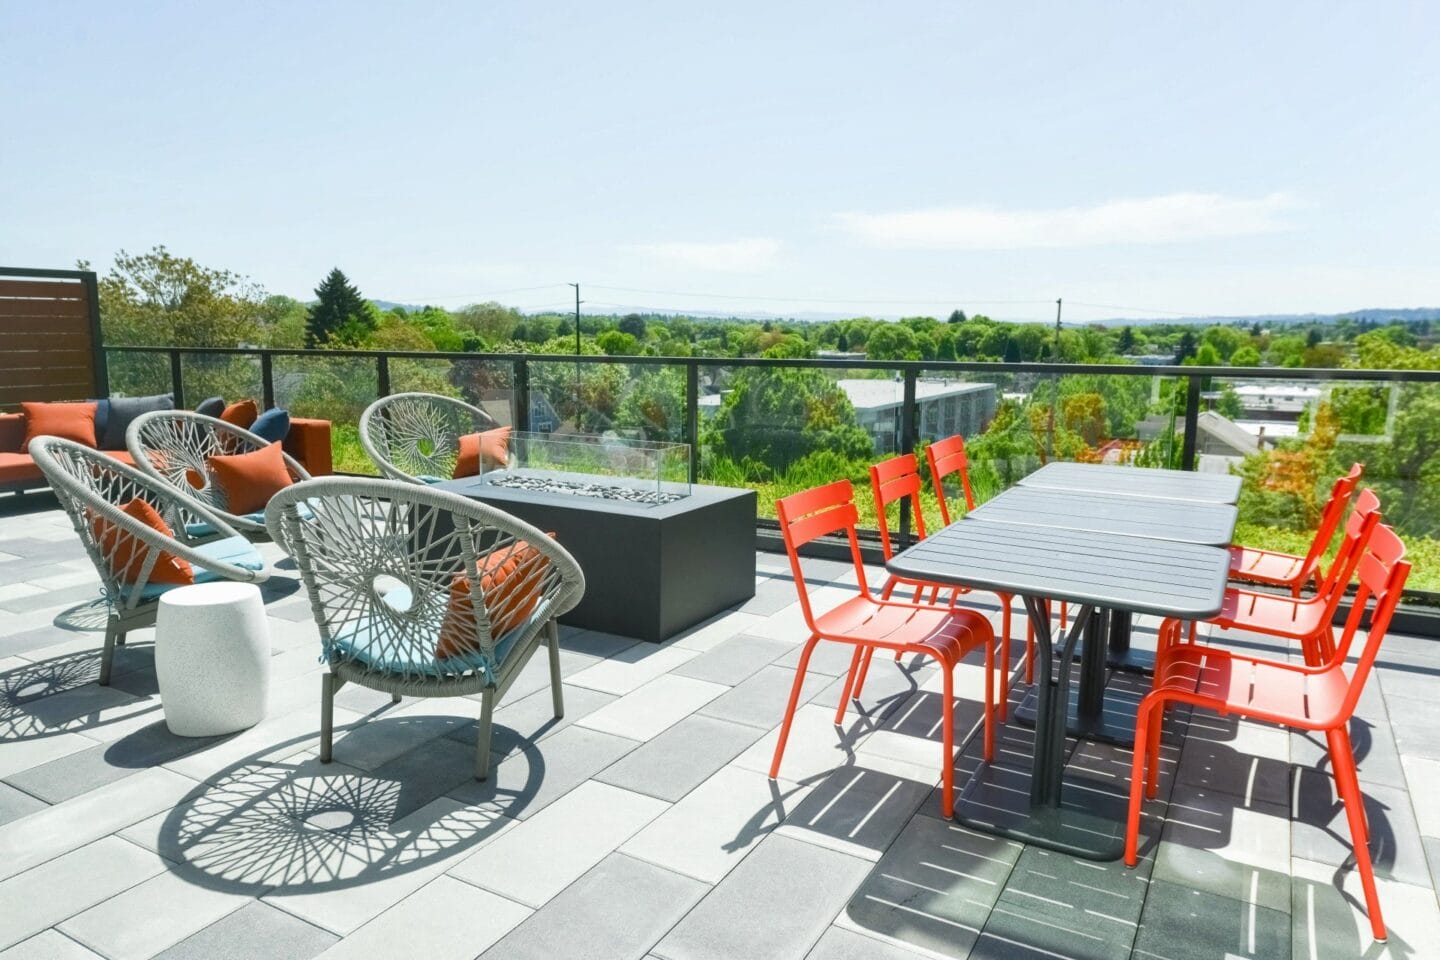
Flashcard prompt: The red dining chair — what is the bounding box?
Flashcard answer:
[926,434,1064,685]
[1228,463,1363,595]
[1126,522,1409,942]
[856,453,1015,721]
[1160,489,1382,667]
[769,479,996,817]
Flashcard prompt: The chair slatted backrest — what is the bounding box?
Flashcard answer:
[1314,488,1382,620]
[925,434,975,526]
[1301,463,1364,586]
[775,479,868,630]
[1333,522,1410,719]
[870,453,928,560]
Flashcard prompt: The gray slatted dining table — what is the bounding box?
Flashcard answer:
[887,519,1229,859]
[1019,460,1243,504]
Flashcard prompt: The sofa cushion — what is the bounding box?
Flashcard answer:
[22,402,98,451]
[195,396,225,418]
[206,441,293,515]
[0,453,43,487]
[220,399,259,431]
[0,414,26,455]
[99,393,174,450]
[250,407,291,444]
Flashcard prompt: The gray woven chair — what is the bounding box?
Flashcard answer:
[358,392,502,484]
[30,437,268,685]
[126,410,311,542]
[264,477,585,778]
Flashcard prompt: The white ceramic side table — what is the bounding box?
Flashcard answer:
[155,581,271,736]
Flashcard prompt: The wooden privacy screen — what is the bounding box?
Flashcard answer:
[0,269,106,412]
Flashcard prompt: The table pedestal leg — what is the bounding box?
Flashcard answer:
[953,597,1125,860]
[1107,610,1155,674]
[1015,606,1137,747]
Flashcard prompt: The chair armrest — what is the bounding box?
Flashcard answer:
[0,413,25,454]
[285,418,332,476]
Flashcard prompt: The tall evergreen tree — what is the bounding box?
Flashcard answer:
[305,268,374,347]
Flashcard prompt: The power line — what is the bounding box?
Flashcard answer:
[384,283,569,304]
[585,283,1051,307]
[1063,300,1205,318]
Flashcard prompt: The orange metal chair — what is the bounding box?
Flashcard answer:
[1126,522,1410,942]
[857,452,1016,721]
[768,479,996,817]
[1228,463,1363,595]
[926,434,1064,685]
[1161,490,1382,667]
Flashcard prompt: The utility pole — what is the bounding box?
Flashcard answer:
[1046,298,1062,461]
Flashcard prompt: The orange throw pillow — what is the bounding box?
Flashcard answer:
[206,441,293,515]
[22,401,98,451]
[452,427,512,479]
[436,537,551,659]
[220,399,259,430]
[90,498,194,586]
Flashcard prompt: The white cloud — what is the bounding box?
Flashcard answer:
[834,192,1299,250]
[633,237,781,272]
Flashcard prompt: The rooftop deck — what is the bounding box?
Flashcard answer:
[1,496,1437,959]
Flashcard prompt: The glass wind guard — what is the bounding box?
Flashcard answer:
[478,431,691,506]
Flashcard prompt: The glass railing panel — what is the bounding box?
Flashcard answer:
[388,356,516,429]
[180,351,261,409]
[526,358,686,444]
[697,363,895,527]
[272,354,379,475]
[104,350,171,398]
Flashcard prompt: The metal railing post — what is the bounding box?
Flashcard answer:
[899,368,918,544]
[686,361,700,484]
[1180,375,1201,470]
[169,349,185,408]
[513,358,530,432]
[376,355,391,399]
[260,352,275,410]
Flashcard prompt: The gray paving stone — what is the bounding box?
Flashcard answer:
[698,664,830,729]
[326,710,470,771]
[446,724,639,820]
[596,714,764,801]
[840,814,1021,959]
[655,834,871,960]
[1130,878,1289,960]
[480,853,708,960]
[1291,714,1407,789]
[315,875,530,960]
[559,628,641,660]
[0,782,45,827]
[776,763,931,861]
[1380,692,1440,762]
[1154,784,1291,913]
[5,720,221,804]
[152,902,337,960]
[367,735,478,824]
[448,681,618,759]
[59,867,251,960]
[1290,770,1432,887]
[0,837,165,951]
[805,926,931,960]
[672,633,795,686]
[771,636,868,677]
[0,930,104,959]
[0,582,106,615]
[449,780,668,908]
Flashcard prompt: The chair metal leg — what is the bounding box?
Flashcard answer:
[547,619,564,719]
[320,672,338,763]
[835,646,866,725]
[770,635,820,780]
[1327,726,1387,941]
[1125,699,1153,867]
[391,693,402,704]
[998,596,1012,722]
[940,654,956,817]
[475,689,495,780]
[851,647,875,701]
[99,620,120,686]
[983,622,995,763]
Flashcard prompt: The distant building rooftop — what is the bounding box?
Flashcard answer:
[834,378,992,411]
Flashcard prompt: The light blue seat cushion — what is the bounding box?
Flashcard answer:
[127,536,265,601]
[185,499,312,538]
[327,585,528,683]
[415,475,445,484]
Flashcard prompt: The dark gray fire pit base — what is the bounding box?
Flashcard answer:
[435,477,757,642]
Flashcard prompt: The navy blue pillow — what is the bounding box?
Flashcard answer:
[195,396,225,418]
[250,407,291,444]
[100,393,174,451]
[92,399,111,443]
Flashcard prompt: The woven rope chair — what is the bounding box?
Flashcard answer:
[359,392,502,484]
[30,437,268,685]
[264,477,586,778]
[126,410,311,541]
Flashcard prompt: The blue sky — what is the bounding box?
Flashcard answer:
[2,2,1436,322]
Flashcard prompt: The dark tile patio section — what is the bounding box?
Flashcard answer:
[0,498,1437,959]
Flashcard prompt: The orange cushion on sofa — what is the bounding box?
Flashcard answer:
[206,441,293,515]
[220,399,259,430]
[436,537,551,659]
[21,401,98,451]
[452,427,512,479]
[0,413,25,454]
[90,498,194,586]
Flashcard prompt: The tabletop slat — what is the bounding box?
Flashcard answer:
[967,486,1237,545]
[1017,462,1242,504]
[887,521,1229,619]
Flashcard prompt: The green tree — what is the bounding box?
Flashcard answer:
[1230,345,1262,367]
[596,330,641,355]
[618,314,648,339]
[1116,326,1137,354]
[703,367,872,472]
[305,268,375,347]
[947,309,966,324]
[1173,330,1198,364]
[90,245,266,348]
